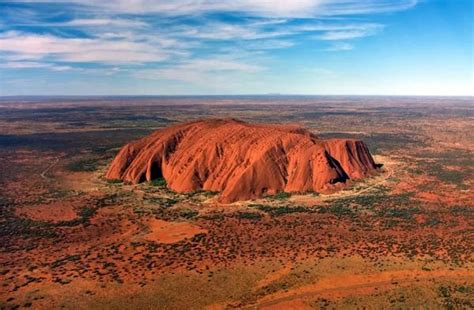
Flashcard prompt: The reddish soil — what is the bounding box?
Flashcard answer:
[251,269,474,309]
[15,202,78,223]
[1,99,472,309]
[144,219,207,244]
[256,264,293,290]
[261,299,311,310]
[106,119,379,202]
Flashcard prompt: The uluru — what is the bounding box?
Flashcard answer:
[106,119,379,202]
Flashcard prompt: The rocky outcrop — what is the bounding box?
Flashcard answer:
[106,119,379,202]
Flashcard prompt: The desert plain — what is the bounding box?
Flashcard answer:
[0,96,472,309]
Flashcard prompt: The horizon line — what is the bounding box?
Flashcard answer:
[0,94,473,98]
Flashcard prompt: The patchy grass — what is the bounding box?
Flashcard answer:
[165,207,199,220]
[144,196,179,208]
[250,204,308,216]
[65,156,101,172]
[414,149,473,188]
[267,192,292,200]
[87,266,263,309]
[235,211,262,220]
[106,179,122,184]
[317,204,355,217]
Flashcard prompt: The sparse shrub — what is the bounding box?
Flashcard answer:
[165,208,198,220]
[325,204,354,217]
[51,254,81,268]
[150,178,167,187]
[79,207,96,220]
[201,191,219,197]
[268,192,292,200]
[438,286,451,298]
[236,212,262,220]
[106,179,122,184]
[199,213,225,221]
[145,196,179,207]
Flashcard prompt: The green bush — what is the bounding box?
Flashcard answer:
[150,178,167,187]
[106,179,122,184]
[78,207,96,220]
[269,192,292,200]
[236,212,262,220]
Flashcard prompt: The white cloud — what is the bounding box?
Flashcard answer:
[316,28,381,40]
[7,0,322,16]
[59,18,147,28]
[182,59,263,72]
[2,53,44,61]
[172,22,292,41]
[0,31,173,64]
[1,0,419,77]
[0,61,74,71]
[2,18,383,70]
[318,0,418,16]
[307,22,383,41]
[293,22,382,32]
[135,57,264,84]
[9,0,417,17]
[169,20,383,45]
[244,39,295,50]
[318,29,369,40]
[7,18,148,28]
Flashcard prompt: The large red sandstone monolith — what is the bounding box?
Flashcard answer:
[106,119,379,202]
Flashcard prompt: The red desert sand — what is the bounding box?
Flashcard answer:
[106,119,379,202]
[15,202,78,223]
[144,219,207,244]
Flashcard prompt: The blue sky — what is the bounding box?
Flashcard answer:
[0,0,472,96]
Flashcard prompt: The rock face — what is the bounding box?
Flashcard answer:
[106,119,379,202]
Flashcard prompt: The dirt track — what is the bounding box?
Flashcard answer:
[325,163,394,200]
[40,157,60,180]
[288,155,396,206]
